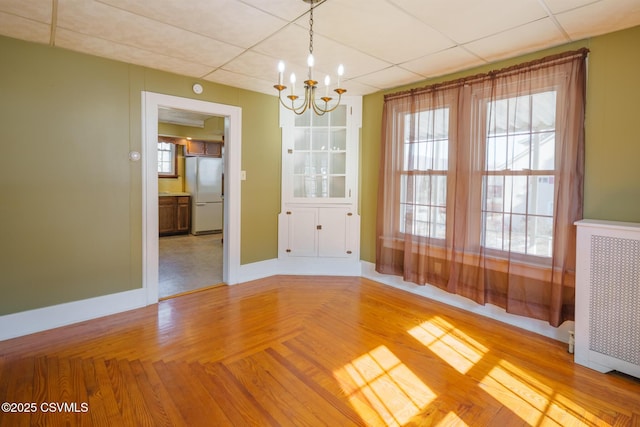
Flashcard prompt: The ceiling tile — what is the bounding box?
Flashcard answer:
[97,0,289,49]
[555,0,640,39]
[57,0,244,68]
[464,18,569,62]
[309,0,455,64]
[238,0,311,22]
[253,23,391,81]
[356,66,425,91]
[402,47,486,78]
[55,28,215,77]
[390,0,549,44]
[0,11,51,44]
[0,0,52,23]
[542,0,605,14]
[204,68,275,95]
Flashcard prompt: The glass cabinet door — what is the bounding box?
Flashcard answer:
[291,105,348,199]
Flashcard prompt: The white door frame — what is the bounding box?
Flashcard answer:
[142,92,242,304]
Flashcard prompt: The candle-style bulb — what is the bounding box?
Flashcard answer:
[277,61,285,85]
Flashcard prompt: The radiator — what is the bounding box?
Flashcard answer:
[574,219,640,378]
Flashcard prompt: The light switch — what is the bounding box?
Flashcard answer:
[241,170,247,180]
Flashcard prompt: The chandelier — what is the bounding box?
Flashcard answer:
[274,0,346,116]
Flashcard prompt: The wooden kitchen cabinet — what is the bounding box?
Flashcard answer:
[159,196,190,236]
[184,140,222,157]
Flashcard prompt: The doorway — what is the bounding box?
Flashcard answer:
[142,92,242,304]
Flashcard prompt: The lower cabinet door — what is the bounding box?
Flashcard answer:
[287,208,317,256]
[318,208,351,257]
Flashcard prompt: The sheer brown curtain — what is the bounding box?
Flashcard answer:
[376,49,588,326]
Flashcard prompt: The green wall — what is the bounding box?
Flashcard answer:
[0,35,280,315]
[359,25,640,263]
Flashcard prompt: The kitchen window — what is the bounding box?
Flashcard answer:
[158,141,177,177]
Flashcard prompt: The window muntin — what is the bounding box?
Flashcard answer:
[399,107,449,239]
[481,90,557,258]
[158,141,177,177]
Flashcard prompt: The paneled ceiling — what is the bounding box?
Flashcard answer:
[1,0,639,96]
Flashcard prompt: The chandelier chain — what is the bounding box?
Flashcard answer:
[309,1,314,55]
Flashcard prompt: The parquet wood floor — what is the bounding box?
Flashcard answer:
[0,275,638,426]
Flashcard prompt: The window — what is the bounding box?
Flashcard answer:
[378,48,587,326]
[482,91,557,258]
[158,141,177,177]
[399,107,449,239]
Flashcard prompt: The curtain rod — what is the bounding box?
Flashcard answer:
[384,48,590,101]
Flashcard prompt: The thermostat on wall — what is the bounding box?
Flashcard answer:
[192,83,203,94]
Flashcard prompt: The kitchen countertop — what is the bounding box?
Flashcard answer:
[158,192,191,197]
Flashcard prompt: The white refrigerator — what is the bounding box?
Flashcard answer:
[185,156,223,234]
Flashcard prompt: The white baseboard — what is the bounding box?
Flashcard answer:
[0,288,148,341]
[276,257,362,276]
[235,258,280,284]
[360,261,574,344]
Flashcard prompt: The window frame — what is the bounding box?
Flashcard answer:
[395,101,455,244]
[157,140,178,178]
[474,84,561,264]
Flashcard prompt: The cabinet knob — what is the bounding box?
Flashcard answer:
[316,225,322,230]
[347,250,352,254]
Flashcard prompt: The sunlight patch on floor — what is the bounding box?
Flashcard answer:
[480,360,593,426]
[407,316,488,374]
[334,345,436,426]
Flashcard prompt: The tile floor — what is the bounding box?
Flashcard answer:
[158,233,223,299]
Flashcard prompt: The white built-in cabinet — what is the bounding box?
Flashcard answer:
[278,97,362,274]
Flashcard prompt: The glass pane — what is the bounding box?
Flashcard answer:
[293,176,305,197]
[528,216,553,257]
[295,109,311,126]
[508,133,530,171]
[330,152,346,174]
[532,91,556,131]
[509,94,531,133]
[304,176,320,197]
[510,214,527,253]
[331,105,347,127]
[330,129,346,151]
[433,175,447,206]
[293,152,309,174]
[414,175,431,205]
[487,98,508,136]
[313,111,329,127]
[329,176,345,197]
[294,129,310,150]
[486,136,507,171]
[311,129,329,150]
[531,131,555,170]
[508,176,528,214]
[484,175,504,212]
[528,176,555,215]
[484,212,504,250]
[311,152,328,175]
